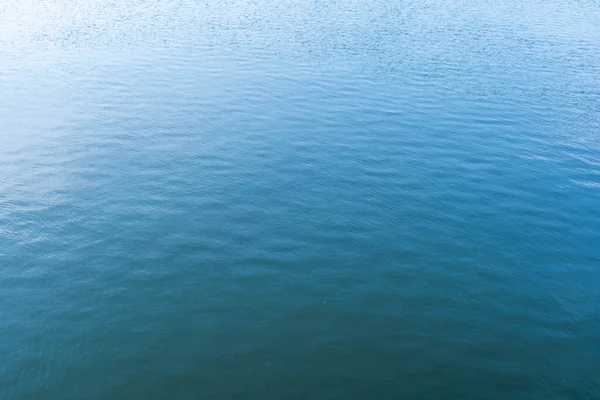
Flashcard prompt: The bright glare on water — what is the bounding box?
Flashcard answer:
[1,0,600,399]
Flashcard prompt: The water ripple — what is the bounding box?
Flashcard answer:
[2,0,600,399]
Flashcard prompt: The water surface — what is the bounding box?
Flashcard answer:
[1,0,600,399]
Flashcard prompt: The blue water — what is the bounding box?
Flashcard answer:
[1,0,600,399]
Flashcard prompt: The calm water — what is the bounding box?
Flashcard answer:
[1,0,600,399]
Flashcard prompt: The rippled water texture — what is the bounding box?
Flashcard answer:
[1,0,600,399]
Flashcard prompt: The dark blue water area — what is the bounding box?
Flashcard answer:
[1,0,600,399]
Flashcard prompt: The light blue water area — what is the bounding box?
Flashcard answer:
[1,0,600,399]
